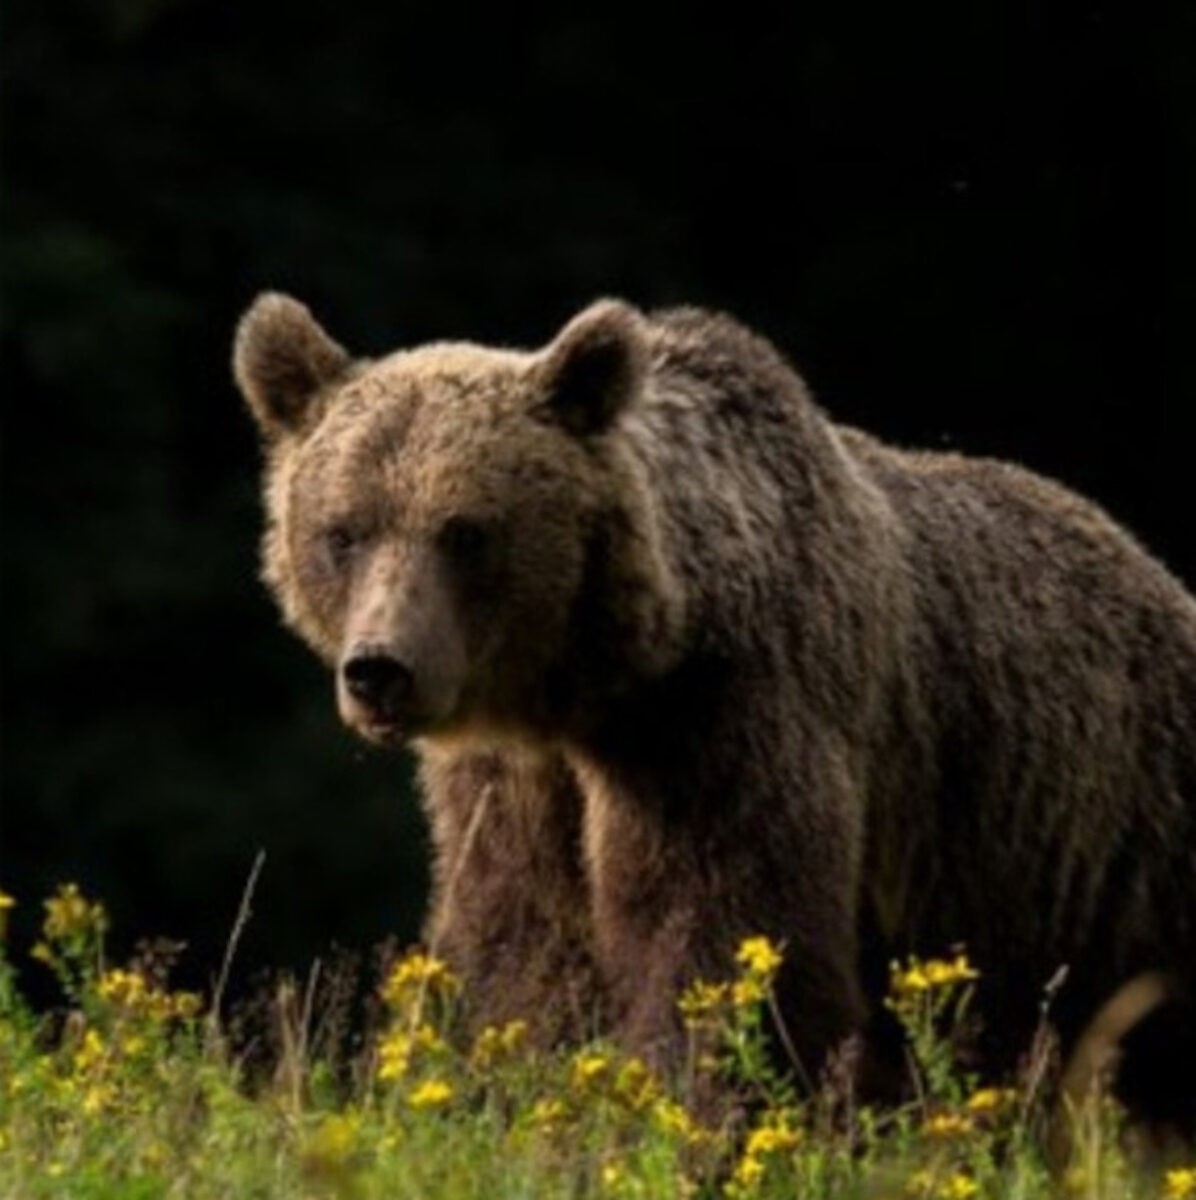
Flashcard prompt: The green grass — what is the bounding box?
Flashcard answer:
[0,883,1191,1199]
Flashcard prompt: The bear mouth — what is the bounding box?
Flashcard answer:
[356,716,412,747]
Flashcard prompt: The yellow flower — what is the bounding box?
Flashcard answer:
[890,953,979,998]
[377,1022,445,1082]
[601,1161,625,1190]
[678,980,730,1022]
[304,1112,361,1164]
[1165,1168,1196,1200]
[470,1019,528,1071]
[0,888,13,940]
[121,1035,147,1058]
[965,1087,1016,1114]
[925,956,979,987]
[97,968,200,1021]
[736,936,783,978]
[530,1098,567,1128]
[571,1051,610,1089]
[744,1116,801,1157]
[408,1078,454,1109]
[732,976,767,1009]
[81,1082,116,1115]
[43,883,106,942]
[73,1028,106,1074]
[381,952,458,1009]
[906,1171,981,1200]
[377,1030,414,1082]
[613,1056,658,1111]
[653,1097,701,1143]
[727,1152,766,1194]
[922,1112,974,1138]
[895,965,930,992]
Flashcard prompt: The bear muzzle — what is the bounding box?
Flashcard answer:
[339,649,419,741]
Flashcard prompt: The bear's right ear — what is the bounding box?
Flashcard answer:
[233,293,351,439]
[535,299,648,437]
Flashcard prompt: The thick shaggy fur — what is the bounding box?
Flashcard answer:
[235,293,1196,1103]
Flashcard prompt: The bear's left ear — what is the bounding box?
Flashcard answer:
[233,292,351,440]
[535,300,648,437]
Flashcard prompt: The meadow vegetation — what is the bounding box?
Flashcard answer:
[0,883,1191,1199]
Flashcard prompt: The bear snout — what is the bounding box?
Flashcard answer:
[341,650,414,726]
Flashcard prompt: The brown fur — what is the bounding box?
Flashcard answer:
[234,294,1196,1103]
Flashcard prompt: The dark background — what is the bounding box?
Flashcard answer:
[3,1,1193,994]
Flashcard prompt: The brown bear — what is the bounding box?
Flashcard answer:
[233,293,1196,1104]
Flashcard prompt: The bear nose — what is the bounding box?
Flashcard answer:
[342,653,413,716]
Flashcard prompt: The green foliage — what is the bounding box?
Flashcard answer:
[0,882,1188,1199]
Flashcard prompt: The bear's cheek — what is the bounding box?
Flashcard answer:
[291,536,353,643]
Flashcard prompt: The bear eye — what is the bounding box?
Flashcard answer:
[437,516,491,565]
[322,524,359,567]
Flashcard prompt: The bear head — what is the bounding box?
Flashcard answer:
[234,293,673,746]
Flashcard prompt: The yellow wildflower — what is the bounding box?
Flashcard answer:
[470,1019,528,1071]
[727,1152,766,1195]
[938,1174,979,1200]
[678,980,730,1022]
[613,1056,658,1111]
[381,952,458,1008]
[376,1022,445,1082]
[922,1111,974,1138]
[121,1035,146,1058]
[408,1078,454,1109]
[377,1031,412,1081]
[571,1051,610,1089]
[736,936,783,978]
[744,1116,801,1157]
[925,956,979,987]
[732,976,767,1009]
[896,965,931,992]
[1165,1168,1196,1200]
[890,953,978,998]
[43,883,106,941]
[653,1097,703,1144]
[0,888,13,940]
[906,1170,980,1200]
[530,1098,567,1128]
[304,1112,361,1164]
[601,1161,625,1191]
[73,1028,106,1074]
[98,968,200,1021]
[906,1170,935,1195]
[965,1086,1016,1114]
[81,1082,116,1115]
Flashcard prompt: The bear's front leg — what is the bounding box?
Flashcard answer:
[579,749,869,1086]
[419,745,605,1048]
